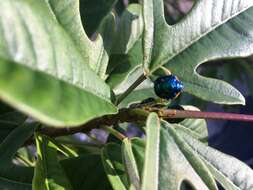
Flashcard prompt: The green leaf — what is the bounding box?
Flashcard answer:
[122,138,140,190]
[113,66,153,98]
[0,58,117,127]
[46,137,78,158]
[0,102,26,126]
[127,125,211,189]
[33,134,73,190]
[163,121,218,190]
[0,177,31,190]
[114,68,154,109]
[0,102,27,143]
[130,138,145,178]
[47,0,116,79]
[55,135,103,155]
[0,0,117,127]
[0,123,38,190]
[107,42,143,90]
[112,66,143,95]
[175,106,208,143]
[96,13,117,79]
[143,0,253,104]
[183,133,253,190]
[141,113,160,190]
[114,118,253,190]
[0,122,37,170]
[107,4,144,90]
[16,147,36,167]
[118,87,155,108]
[101,143,128,190]
[156,121,212,190]
[126,121,214,190]
[112,4,143,54]
[0,125,16,144]
[79,0,117,37]
[61,154,112,190]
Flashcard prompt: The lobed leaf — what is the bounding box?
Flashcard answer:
[112,115,253,190]
[48,0,116,79]
[183,133,253,190]
[124,122,211,189]
[107,4,144,90]
[163,121,218,190]
[111,4,143,54]
[158,122,209,190]
[0,0,117,127]
[142,0,253,104]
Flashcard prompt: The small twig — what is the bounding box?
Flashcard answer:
[24,108,147,145]
[101,126,126,141]
[115,74,146,105]
[15,153,34,167]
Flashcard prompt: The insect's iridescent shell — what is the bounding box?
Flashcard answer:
[154,75,184,100]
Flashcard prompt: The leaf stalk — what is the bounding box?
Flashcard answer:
[101,126,126,141]
[115,74,146,105]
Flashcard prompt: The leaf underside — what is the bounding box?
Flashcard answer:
[143,0,253,104]
[0,0,117,127]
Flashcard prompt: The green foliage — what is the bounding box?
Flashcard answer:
[175,105,208,144]
[101,114,253,190]
[142,0,253,104]
[102,143,129,190]
[0,123,37,190]
[141,113,160,190]
[122,138,141,190]
[79,0,117,37]
[106,4,143,91]
[33,134,73,190]
[1,0,253,190]
[62,155,112,190]
[0,102,26,143]
[183,133,253,189]
[0,0,117,127]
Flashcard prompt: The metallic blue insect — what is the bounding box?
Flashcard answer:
[154,75,184,100]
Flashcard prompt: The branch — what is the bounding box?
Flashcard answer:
[25,108,253,145]
[101,126,126,141]
[24,108,147,145]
